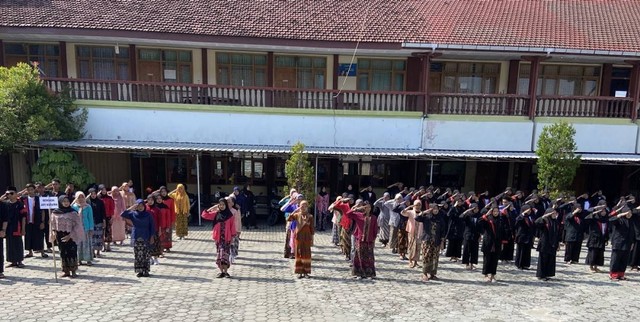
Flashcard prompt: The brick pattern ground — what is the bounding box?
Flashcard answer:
[1,223,639,321]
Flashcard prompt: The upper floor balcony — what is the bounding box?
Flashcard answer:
[43,77,638,120]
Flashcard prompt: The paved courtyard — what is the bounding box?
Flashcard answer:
[1,223,638,322]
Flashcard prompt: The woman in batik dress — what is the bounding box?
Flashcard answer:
[287,200,314,278]
[346,202,378,278]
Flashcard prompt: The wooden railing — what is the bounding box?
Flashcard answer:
[536,96,634,118]
[428,93,530,116]
[43,78,639,119]
[42,78,425,112]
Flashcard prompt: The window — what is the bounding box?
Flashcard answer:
[76,46,129,80]
[166,156,198,184]
[138,48,192,83]
[227,156,265,185]
[518,64,600,96]
[357,59,406,91]
[216,52,267,86]
[430,62,500,94]
[275,55,326,89]
[4,43,62,77]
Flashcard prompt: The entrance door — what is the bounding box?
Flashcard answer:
[137,61,163,101]
[274,67,298,107]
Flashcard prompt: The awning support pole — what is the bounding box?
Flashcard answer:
[314,155,319,227]
[429,159,434,184]
[197,153,202,226]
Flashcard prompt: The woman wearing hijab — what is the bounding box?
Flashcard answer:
[121,200,156,277]
[401,200,423,268]
[479,206,504,283]
[202,198,236,278]
[169,184,190,240]
[87,188,106,258]
[227,194,242,263]
[72,191,95,266]
[315,187,330,231]
[345,202,378,279]
[49,195,85,278]
[535,208,561,281]
[287,200,314,278]
[415,203,446,282]
[145,194,163,265]
[154,193,173,253]
[109,186,127,245]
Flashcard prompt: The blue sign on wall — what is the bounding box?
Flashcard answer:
[338,63,357,76]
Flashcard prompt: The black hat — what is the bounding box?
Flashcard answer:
[6,186,17,192]
[521,205,531,212]
[544,208,556,215]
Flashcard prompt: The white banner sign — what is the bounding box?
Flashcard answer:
[39,197,59,210]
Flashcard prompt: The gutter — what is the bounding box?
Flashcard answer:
[401,42,640,57]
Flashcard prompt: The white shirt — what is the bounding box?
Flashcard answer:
[27,196,35,223]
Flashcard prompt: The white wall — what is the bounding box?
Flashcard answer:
[423,119,534,152]
[83,107,423,149]
[533,122,638,154]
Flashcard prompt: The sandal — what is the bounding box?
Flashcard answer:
[0,273,5,279]
[25,254,34,258]
[16,263,25,268]
[41,253,49,258]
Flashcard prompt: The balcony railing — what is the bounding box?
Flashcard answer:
[428,93,530,116]
[43,78,638,119]
[536,96,634,118]
[43,78,425,112]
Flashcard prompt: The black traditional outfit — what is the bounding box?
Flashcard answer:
[499,207,516,261]
[3,199,25,266]
[479,212,504,277]
[514,206,536,269]
[460,208,481,266]
[609,213,634,280]
[563,208,585,263]
[535,212,560,280]
[445,205,465,259]
[629,209,640,269]
[584,211,609,267]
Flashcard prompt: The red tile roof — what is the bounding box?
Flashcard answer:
[1,0,640,53]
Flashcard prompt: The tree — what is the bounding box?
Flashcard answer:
[535,121,581,193]
[0,63,87,152]
[32,149,95,189]
[285,142,315,207]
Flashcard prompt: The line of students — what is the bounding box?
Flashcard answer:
[0,180,186,279]
[330,185,640,282]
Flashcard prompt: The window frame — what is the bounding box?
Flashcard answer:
[274,55,327,89]
[517,63,601,97]
[356,58,406,91]
[76,45,130,80]
[4,42,62,77]
[430,62,501,94]
[216,52,268,87]
[137,48,193,83]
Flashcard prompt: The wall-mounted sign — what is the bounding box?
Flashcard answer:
[338,64,357,76]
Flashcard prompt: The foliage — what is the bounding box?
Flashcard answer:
[0,63,87,152]
[32,149,95,188]
[284,142,315,207]
[535,121,581,192]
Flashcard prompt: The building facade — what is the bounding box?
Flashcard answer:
[2,0,640,200]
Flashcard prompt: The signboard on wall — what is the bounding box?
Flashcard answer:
[338,64,357,76]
